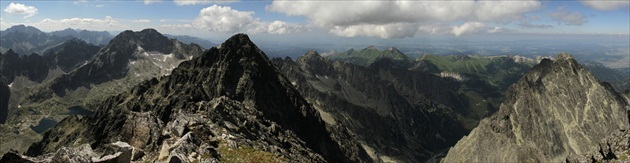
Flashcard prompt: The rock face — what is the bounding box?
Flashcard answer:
[48,28,203,96]
[20,34,368,162]
[583,61,630,92]
[1,141,135,163]
[0,49,50,83]
[0,38,99,84]
[43,38,101,72]
[0,78,9,123]
[565,129,630,162]
[442,53,629,162]
[273,51,467,162]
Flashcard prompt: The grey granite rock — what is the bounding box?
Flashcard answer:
[442,53,630,162]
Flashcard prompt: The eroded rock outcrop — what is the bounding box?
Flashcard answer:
[1,141,135,163]
[565,129,630,162]
[442,53,629,162]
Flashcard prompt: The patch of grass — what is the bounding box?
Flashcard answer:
[218,143,286,163]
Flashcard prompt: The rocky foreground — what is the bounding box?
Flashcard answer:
[442,53,629,162]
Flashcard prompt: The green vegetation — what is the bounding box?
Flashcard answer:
[418,54,535,89]
[417,54,536,129]
[217,142,286,163]
[327,46,411,66]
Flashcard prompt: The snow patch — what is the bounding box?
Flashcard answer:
[8,82,13,88]
[152,62,164,69]
[161,54,173,62]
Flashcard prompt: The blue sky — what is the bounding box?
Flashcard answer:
[0,0,628,41]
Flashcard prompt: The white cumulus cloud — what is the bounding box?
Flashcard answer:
[266,21,302,34]
[33,16,131,31]
[581,0,630,10]
[192,4,300,34]
[4,2,38,18]
[451,22,487,36]
[173,0,236,6]
[144,0,162,5]
[267,0,541,38]
[134,19,152,23]
[192,5,255,33]
[330,23,419,39]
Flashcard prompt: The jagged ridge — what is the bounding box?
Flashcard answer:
[442,53,629,162]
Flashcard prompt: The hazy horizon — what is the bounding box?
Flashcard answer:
[1,0,629,67]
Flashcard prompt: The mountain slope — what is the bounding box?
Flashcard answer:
[0,29,204,156]
[164,34,216,49]
[48,28,203,97]
[42,38,101,73]
[0,25,70,55]
[0,78,9,123]
[50,28,113,46]
[0,49,49,84]
[273,51,467,162]
[583,61,630,92]
[20,34,368,162]
[327,46,411,67]
[442,53,629,162]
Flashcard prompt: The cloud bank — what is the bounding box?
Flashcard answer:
[267,0,541,38]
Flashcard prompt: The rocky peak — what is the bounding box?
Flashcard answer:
[296,50,335,76]
[304,50,320,57]
[555,52,574,61]
[3,25,43,36]
[109,29,173,54]
[386,47,402,53]
[3,49,18,57]
[59,28,78,35]
[364,45,379,51]
[443,53,629,162]
[48,28,201,96]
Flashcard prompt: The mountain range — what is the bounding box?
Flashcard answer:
[0,25,216,56]
[0,27,204,155]
[0,26,629,162]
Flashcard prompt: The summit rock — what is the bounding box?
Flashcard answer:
[442,53,629,162]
